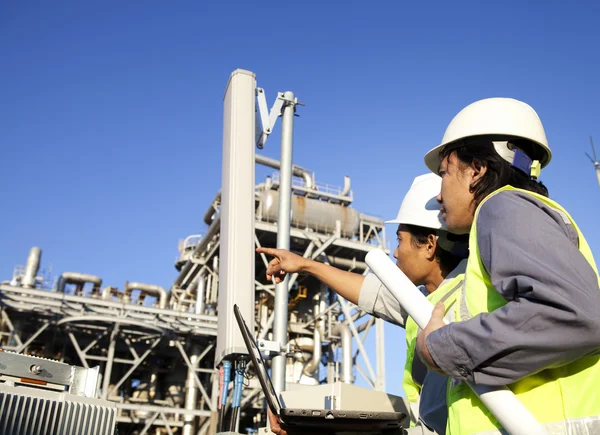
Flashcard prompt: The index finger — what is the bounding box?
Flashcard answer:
[256,247,279,257]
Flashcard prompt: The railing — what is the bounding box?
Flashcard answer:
[271,172,353,200]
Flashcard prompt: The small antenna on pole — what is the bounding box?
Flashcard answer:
[586,136,600,189]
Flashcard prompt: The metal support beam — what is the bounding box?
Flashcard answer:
[258,312,276,340]
[121,333,140,360]
[255,234,271,269]
[255,280,275,297]
[355,363,375,389]
[82,330,109,354]
[15,323,49,353]
[68,332,90,369]
[359,317,375,346]
[161,413,175,435]
[338,298,377,384]
[101,324,119,400]
[108,336,163,398]
[1,310,22,347]
[303,301,339,328]
[175,341,215,412]
[139,411,160,435]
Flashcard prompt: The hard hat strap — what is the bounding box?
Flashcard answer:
[493,142,541,180]
[511,149,541,180]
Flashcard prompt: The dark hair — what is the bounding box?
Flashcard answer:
[440,138,549,206]
[404,224,466,273]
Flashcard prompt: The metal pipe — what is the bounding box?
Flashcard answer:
[319,282,328,335]
[183,345,202,435]
[203,190,221,225]
[271,92,296,394]
[124,282,168,309]
[335,323,353,384]
[255,154,313,189]
[195,276,205,315]
[258,312,275,340]
[303,296,322,375]
[101,286,120,301]
[174,215,221,288]
[22,247,41,289]
[0,284,218,322]
[341,176,351,197]
[115,402,211,418]
[57,272,102,294]
[206,274,214,308]
[375,317,386,391]
[211,256,218,304]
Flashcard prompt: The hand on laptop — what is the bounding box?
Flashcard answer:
[256,248,308,283]
[268,410,320,435]
[268,409,288,434]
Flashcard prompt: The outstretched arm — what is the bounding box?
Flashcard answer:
[256,247,364,305]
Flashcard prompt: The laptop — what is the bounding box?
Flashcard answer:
[233,304,406,432]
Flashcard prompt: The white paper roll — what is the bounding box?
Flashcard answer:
[365,249,547,435]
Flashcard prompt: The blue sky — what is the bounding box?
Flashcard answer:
[2,1,600,396]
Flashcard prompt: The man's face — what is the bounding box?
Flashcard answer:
[437,153,477,234]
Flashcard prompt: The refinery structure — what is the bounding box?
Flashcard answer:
[0,70,405,434]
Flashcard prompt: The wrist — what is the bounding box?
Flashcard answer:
[300,257,317,274]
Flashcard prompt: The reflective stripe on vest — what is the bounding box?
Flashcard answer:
[403,274,464,425]
[447,186,600,435]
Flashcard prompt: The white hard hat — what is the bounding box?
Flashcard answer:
[424,98,552,174]
[386,173,446,231]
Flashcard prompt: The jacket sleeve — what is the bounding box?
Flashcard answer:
[357,273,409,328]
[426,191,600,386]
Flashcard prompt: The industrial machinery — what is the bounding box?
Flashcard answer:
[0,351,117,434]
[0,69,401,434]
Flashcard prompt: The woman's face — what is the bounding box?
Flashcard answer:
[393,224,436,287]
[436,153,481,234]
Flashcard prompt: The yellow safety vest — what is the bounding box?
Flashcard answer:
[403,272,464,426]
[446,186,600,435]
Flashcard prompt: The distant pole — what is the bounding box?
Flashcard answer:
[586,137,600,189]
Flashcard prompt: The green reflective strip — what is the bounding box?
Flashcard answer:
[471,416,600,435]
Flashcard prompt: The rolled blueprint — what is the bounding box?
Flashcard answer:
[365,249,547,435]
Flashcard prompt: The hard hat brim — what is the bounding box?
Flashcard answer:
[384,219,401,225]
[423,137,552,175]
[424,144,444,175]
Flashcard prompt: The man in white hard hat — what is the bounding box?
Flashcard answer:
[415,97,600,435]
[259,173,468,435]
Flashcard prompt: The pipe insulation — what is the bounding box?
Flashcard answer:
[125,282,168,309]
[22,247,41,288]
[57,272,102,294]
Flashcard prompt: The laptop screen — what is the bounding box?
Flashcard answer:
[233,304,282,416]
